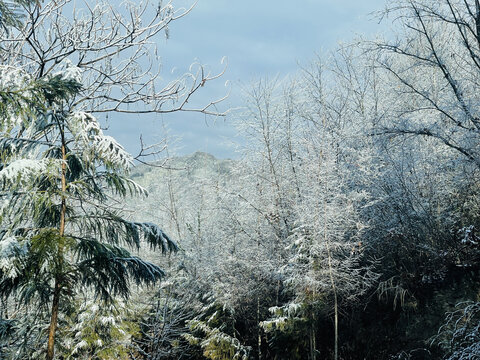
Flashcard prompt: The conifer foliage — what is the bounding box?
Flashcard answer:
[0,9,176,360]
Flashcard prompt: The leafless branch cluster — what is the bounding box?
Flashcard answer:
[372,0,480,167]
[0,0,227,116]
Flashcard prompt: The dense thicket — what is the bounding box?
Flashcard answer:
[129,1,480,359]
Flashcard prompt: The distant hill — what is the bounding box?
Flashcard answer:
[130,151,234,196]
[132,150,233,178]
[128,152,236,252]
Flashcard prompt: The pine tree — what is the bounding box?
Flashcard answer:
[0,59,176,359]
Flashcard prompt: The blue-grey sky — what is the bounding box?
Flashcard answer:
[111,0,388,159]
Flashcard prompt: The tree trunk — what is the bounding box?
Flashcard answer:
[327,244,339,360]
[309,321,317,360]
[333,291,338,360]
[46,134,67,360]
[1,296,7,319]
[324,187,338,359]
[313,327,316,360]
[46,280,61,359]
[322,143,338,360]
[257,296,262,360]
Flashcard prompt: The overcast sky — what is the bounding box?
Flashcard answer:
[110,0,388,159]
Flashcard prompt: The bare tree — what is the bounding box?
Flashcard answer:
[0,0,227,118]
[373,0,480,167]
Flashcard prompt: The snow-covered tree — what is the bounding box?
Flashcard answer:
[0,59,176,360]
[373,0,480,167]
[184,300,250,360]
[59,298,139,359]
[0,0,230,357]
[241,59,379,360]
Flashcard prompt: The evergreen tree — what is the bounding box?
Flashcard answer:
[0,59,176,359]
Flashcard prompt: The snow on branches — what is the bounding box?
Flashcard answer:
[0,158,59,187]
[68,111,133,170]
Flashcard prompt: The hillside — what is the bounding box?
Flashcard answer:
[131,151,234,190]
[128,152,236,259]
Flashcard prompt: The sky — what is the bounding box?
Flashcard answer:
[110,0,388,159]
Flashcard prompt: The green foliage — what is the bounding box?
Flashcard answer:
[185,321,250,360]
[0,0,37,32]
[0,52,175,357]
[0,301,50,359]
[183,301,250,360]
[59,298,140,359]
[0,317,15,354]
